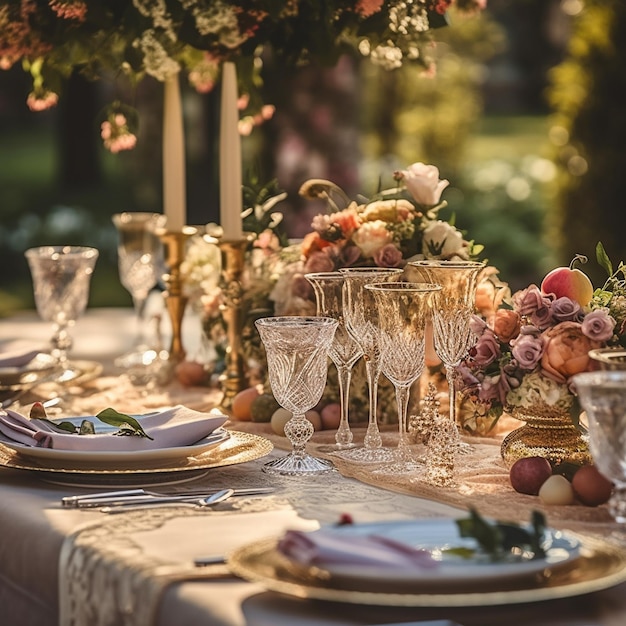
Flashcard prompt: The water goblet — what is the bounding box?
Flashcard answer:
[573,370,626,523]
[339,267,403,462]
[24,245,99,381]
[112,212,167,367]
[305,272,364,450]
[255,316,338,475]
[365,282,442,471]
[408,260,485,444]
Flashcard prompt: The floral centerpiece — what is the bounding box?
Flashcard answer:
[457,243,626,459]
[2,0,485,148]
[182,162,488,422]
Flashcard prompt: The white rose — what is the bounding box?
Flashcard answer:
[401,162,449,206]
[422,220,465,258]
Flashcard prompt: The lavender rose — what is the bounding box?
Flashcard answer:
[581,308,616,342]
[373,243,404,268]
[512,284,551,317]
[510,328,545,370]
[550,296,582,322]
[470,329,501,366]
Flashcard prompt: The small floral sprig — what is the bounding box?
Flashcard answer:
[457,247,624,434]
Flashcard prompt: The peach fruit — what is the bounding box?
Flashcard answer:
[540,256,594,306]
[571,464,613,506]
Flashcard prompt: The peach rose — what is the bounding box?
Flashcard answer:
[540,321,601,384]
[351,220,392,258]
[493,309,521,343]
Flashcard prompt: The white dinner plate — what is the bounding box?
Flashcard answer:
[0,421,231,465]
[298,519,580,585]
[0,352,58,388]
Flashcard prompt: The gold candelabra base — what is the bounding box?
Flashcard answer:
[156,226,198,364]
[215,233,255,412]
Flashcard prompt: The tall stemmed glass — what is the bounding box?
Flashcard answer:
[255,316,338,475]
[408,260,484,440]
[339,267,403,461]
[305,272,364,450]
[365,282,441,470]
[112,212,166,366]
[24,246,99,381]
[574,371,626,524]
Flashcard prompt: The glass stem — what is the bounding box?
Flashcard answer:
[335,364,354,448]
[395,383,411,455]
[445,365,458,428]
[284,413,314,458]
[51,320,72,368]
[363,356,382,449]
[132,294,149,348]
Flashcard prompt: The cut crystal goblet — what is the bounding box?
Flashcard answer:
[255,316,338,475]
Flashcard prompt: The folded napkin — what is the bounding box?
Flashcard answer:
[0,340,44,369]
[277,528,438,571]
[0,405,227,452]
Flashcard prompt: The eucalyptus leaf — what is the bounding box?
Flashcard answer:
[596,241,613,277]
[95,408,153,440]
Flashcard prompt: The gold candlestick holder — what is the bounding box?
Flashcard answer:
[216,233,254,411]
[156,225,198,364]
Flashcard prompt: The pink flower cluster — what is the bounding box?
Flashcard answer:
[459,283,617,412]
[100,113,137,154]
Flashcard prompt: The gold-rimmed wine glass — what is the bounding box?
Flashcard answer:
[305,271,364,450]
[365,281,442,471]
[408,260,484,443]
[339,267,403,462]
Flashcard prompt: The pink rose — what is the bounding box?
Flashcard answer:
[398,162,449,206]
[581,309,616,342]
[541,321,601,384]
[512,284,550,317]
[373,243,404,268]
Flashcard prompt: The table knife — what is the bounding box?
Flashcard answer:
[66,487,274,508]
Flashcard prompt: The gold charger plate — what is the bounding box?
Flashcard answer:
[0,430,273,485]
[228,532,626,607]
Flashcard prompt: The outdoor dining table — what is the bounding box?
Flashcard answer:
[1,308,626,626]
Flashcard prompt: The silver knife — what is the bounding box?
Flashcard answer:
[69,487,274,508]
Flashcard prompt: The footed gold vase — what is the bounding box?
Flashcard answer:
[501,403,591,469]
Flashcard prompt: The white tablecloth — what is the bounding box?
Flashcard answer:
[1,308,626,626]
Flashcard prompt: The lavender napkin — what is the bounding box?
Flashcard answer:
[277,528,439,571]
[0,340,44,369]
[0,405,227,451]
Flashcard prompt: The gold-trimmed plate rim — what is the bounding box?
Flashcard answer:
[227,532,626,607]
[0,430,273,476]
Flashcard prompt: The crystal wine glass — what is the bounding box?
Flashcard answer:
[112,212,166,367]
[573,370,626,523]
[408,260,484,444]
[255,316,338,475]
[305,272,364,450]
[365,281,442,470]
[339,267,403,462]
[24,245,99,381]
